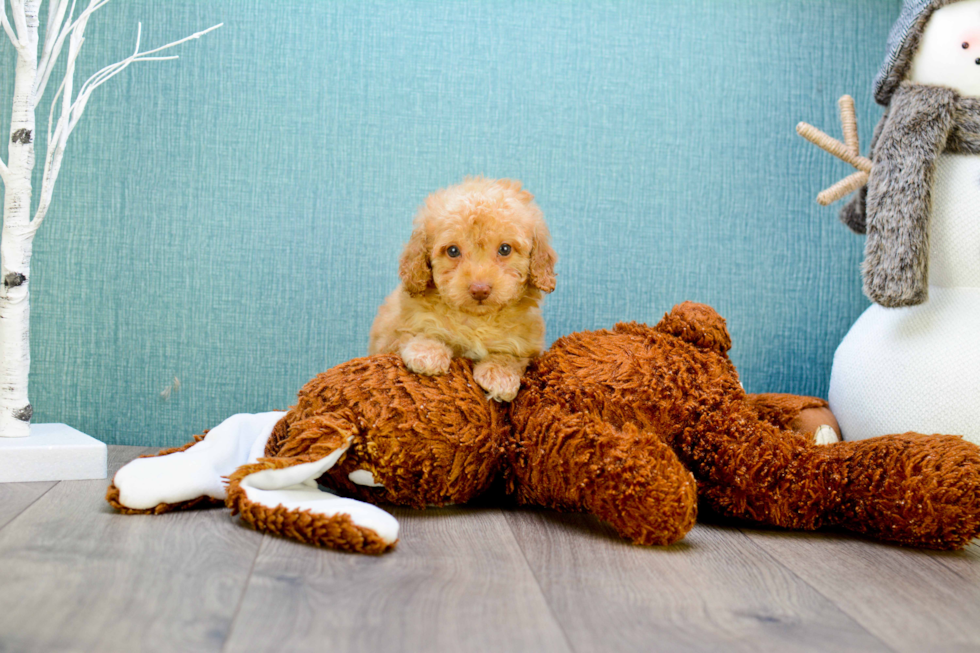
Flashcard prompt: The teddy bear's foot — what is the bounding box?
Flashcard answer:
[226,452,398,554]
[684,403,980,549]
[835,433,980,550]
[108,411,286,513]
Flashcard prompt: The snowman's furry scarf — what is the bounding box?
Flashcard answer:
[839,83,980,308]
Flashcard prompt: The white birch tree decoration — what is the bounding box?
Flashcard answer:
[0,0,220,449]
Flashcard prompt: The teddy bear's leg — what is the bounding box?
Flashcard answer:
[107,411,286,514]
[225,450,399,554]
[512,406,697,546]
[832,432,980,549]
[224,412,399,554]
[672,401,980,549]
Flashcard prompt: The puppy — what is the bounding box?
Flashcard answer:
[369,177,557,402]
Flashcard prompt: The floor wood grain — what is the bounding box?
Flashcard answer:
[742,527,980,653]
[505,510,891,653]
[0,479,56,531]
[224,506,572,653]
[1,446,979,653]
[0,446,262,653]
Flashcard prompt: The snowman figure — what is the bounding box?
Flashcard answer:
[803,0,980,443]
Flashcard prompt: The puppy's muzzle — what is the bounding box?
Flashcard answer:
[469,283,492,301]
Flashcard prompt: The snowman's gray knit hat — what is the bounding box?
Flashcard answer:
[873,0,961,105]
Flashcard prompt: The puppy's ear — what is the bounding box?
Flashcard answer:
[498,179,557,292]
[529,221,557,294]
[399,227,432,295]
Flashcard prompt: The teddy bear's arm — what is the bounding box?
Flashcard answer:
[744,393,840,442]
[510,407,698,546]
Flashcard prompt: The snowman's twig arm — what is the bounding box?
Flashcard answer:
[816,170,869,206]
[797,95,872,205]
[839,95,860,157]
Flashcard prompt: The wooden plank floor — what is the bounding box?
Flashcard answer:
[1,446,979,653]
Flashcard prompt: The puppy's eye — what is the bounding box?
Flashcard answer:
[446,245,461,258]
[498,243,512,257]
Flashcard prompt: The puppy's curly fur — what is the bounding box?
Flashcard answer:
[369,177,557,401]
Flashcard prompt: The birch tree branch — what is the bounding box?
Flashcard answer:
[0,0,21,49]
[68,22,222,130]
[33,0,115,105]
[31,20,223,231]
[42,0,66,46]
[33,7,94,230]
[9,0,27,45]
[33,0,75,101]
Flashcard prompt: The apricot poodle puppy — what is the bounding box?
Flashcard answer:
[369,177,557,402]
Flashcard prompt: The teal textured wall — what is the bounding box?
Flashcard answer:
[1,0,898,446]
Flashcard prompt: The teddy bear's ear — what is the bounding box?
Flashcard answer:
[529,214,557,294]
[399,227,432,295]
[653,301,731,354]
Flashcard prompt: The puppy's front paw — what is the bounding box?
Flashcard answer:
[474,360,522,402]
[401,338,453,376]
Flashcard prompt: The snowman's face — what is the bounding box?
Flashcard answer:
[909,0,980,97]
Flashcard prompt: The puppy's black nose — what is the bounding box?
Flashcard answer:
[469,283,492,301]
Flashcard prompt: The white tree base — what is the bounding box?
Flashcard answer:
[0,423,107,483]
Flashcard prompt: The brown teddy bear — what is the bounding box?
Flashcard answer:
[107,302,980,553]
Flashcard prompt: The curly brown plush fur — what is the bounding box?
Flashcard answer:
[267,355,511,509]
[293,303,980,549]
[109,302,980,551]
[505,304,980,548]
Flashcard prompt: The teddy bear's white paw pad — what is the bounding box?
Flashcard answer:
[814,424,840,446]
[349,469,385,487]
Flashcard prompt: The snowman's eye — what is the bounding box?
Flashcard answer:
[964,42,971,50]
[976,58,980,65]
